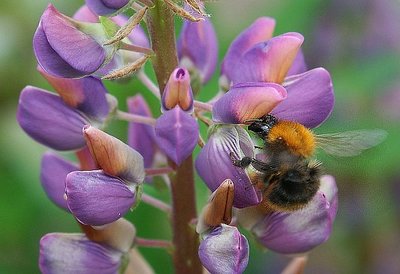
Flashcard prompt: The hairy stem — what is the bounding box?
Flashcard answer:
[146,1,202,273]
[135,237,172,249]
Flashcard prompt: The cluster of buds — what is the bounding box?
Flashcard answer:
[18,1,338,273]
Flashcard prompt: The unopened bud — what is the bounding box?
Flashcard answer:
[83,125,145,184]
[197,180,234,234]
[162,68,193,112]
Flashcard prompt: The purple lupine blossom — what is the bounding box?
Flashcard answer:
[177,18,218,83]
[34,4,117,78]
[39,233,123,274]
[217,17,334,128]
[155,68,199,165]
[195,125,262,208]
[66,170,136,226]
[20,1,345,272]
[38,67,110,122]
[199,224,249,274]
[249,175,338,254]
[17,86,89,150]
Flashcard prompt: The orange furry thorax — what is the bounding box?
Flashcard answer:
[267,120,316,158]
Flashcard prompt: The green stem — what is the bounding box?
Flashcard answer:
[146,2,202,274]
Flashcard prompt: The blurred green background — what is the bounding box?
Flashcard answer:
[1,0,400,273]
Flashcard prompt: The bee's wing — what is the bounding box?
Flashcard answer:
[315,129,387,157]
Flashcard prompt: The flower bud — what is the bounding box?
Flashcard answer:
[34,4,117,78]
[212,82,287,124]
[195,125,262,208]
[40,152,78,211]
[250,175,338,254]
[38,66,109,122]
[83,125,145,184]
[17,86,89,150]
[66,170,136,226]
[177,18,218,83]
[39,233,123,274]
[162,68,194,113]
[86,0,132,16]
[199,224,249,274]
[155,106,199,165]
[197,179,234,234]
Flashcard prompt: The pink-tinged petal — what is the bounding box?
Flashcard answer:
[34,4,106,78]
[38,67,109,121]
[83,126,145,184]
[17,86,89,151]
[86,0,130,16]
[212,82,287,124]
[199,224,249,274]
[155,106,199,165]
[272,68,334,128]
[222,17,276,79]
[73,5,99,23]
[66,170,136,226]
[40,152,78,211]
[162,68,194,112]
[232,33,304,84]
[127,95,156,168]
[195,125,261,208]
[252,175,338,254]
[287,50,307,76]
[39,233,122,274]
[178,18,218,83]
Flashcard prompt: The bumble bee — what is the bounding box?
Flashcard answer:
[232,114,387,212]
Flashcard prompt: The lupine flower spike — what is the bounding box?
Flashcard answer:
[20,1,388,273]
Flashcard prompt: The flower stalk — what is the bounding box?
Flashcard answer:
[146,1,202,273]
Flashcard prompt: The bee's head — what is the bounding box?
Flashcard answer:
[247,115,277,138]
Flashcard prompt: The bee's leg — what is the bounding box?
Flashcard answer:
[229,152,252,168]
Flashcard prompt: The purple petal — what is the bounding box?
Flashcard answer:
[212,82,287,124]
[252,175,338,254]
[38,67,109,121]
[34,4,106,78]
[271,68,334,128]
[127,95,156,168]
[232,33,304,84]
[40,152,78,211]
[195,125,261,208]
[199,225,249,274]
[39,233,122,274]
[178,18,218,83]
[162,68,194,112]
[73,5,99,23]
[66,170,136,226]
[86,0,130,16]
[155,106,199,165]
[287,50,307,76]
[17,86,89,150]
[222,17,276,79]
